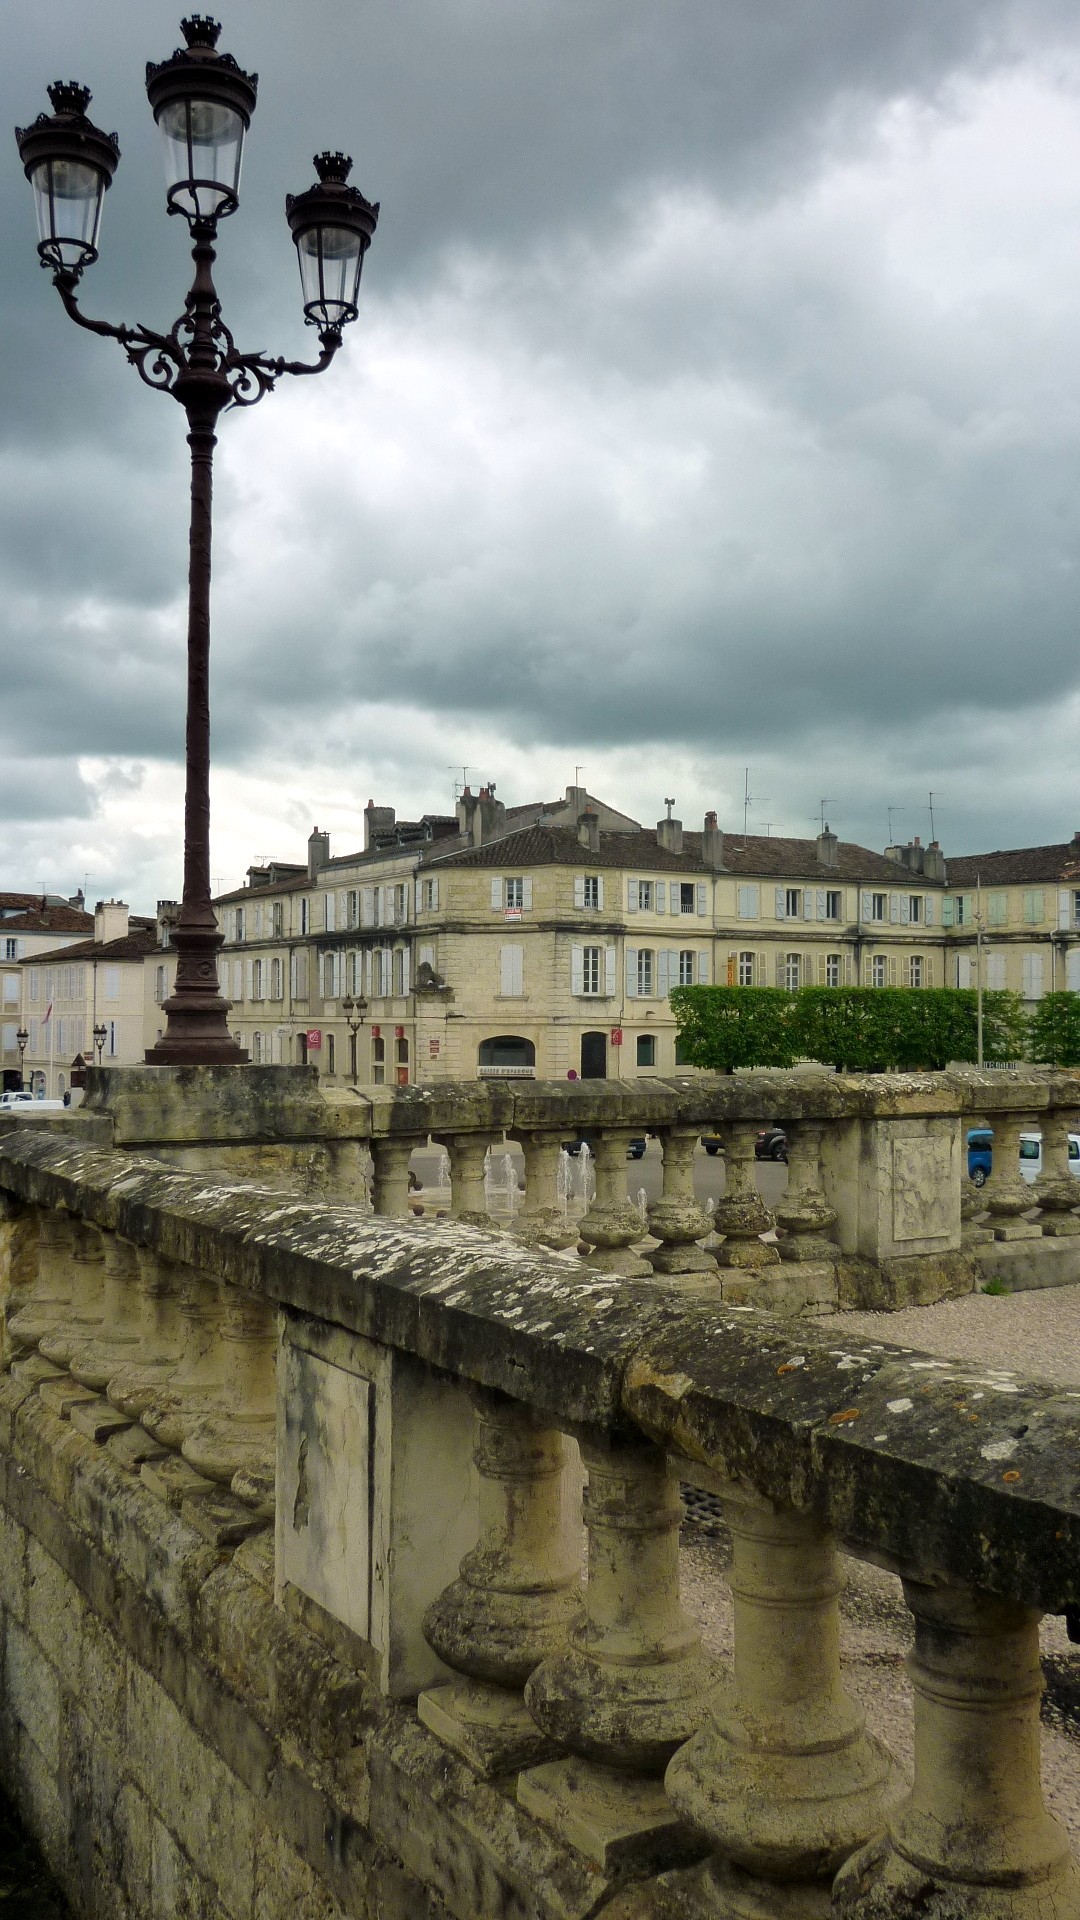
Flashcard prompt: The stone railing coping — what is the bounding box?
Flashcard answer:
[2,1130,1077,1614]
[69,1062,1080,1149]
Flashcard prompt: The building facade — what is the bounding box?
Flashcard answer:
[1,892,93,1089]
[21,902,157,1098]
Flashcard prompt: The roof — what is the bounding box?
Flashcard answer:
[422,823,929,885]
[946,841,1080,888]
[25,929,158,965]
[0,896,93,936]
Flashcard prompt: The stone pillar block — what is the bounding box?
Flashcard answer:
[647,1130,716,1278]
[822,1115,962,1263]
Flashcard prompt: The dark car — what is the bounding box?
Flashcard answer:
[754,1126,788,1163]
[562,1133,647,1159]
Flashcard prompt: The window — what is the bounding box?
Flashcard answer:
[871,955,887,988]
[396,1036,409,1065]
[636,1034,656,1068]
[252,959,264,1001]
[988,892,1008,927]
[870,894,886,923]
[909,955,924,988]
[954,895,970,926]
[3,938,18,961]
[737,884,759,920]
[583,875,600,910]
[908,896,922,925]
[637,950,654,996]
[28,970,39,1003]
[1073,889,1080,928]
[393,884,408,924]
[270,957,283,1000]
[300,898,310,936]
[678,950,696,986]
[478,1036,535,1074]
[581,946,600,995]
[252,1030,264,1064]
[326,1033,335,1074]
[155,965,166,1004]
[420,877,439,912]
[637,881,654,911]
[737,951,755,987]
[505,877,524,910]
[272,902,284,937]
[1023,889,1045,926]
[825,892,842,921]
[321,953,337,999]
[785,889,802,919]
[372,1035,385,1085]
[345,891,358,930]
[235,907,245,941]
[825,953,841,988]
[104,966,121,1001]
[290,951,308,999]
[499,944,524,996]
[678,883,695,914]
[784,952,801,990]
[3,975,18,1006]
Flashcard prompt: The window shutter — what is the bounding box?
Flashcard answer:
[888,894,899,923]
[571,946,584,995]
[899,896,910,925]
[246,959,254,997]
[657,950,671,996]
[500,945,523,995]
[522,877,533,909]
[670,884,680,916]
[403,949,413,996]
[924,895,935,926]
[627,879,637,912]
[574,875,585,909]
[901,957,911,986]
[656,880,666,913]
[775,951,786,986]
[816,953,827,984]
[325,893,336,932]
[626,948,639,997]
[942,898,954,927]
[698,951,709,984]
[988,953,1007,990]
[596,877,604,910]
[605,947,616,994]
[1060,890,1072,930]
[696,882,707,916]
[888,957,899,986]
[800,891,811,921]
[415,879,422,914]
[775,886,786,920]
[858,891,870,921]
[361,887,374,927]
[491,877,502,911]
[815,890,826,921]
[1067,951,1080,991]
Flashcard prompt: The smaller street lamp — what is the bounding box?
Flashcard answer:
[341,993,368,1086]
[92,1022,108,1065]
[15,1028,29,1090]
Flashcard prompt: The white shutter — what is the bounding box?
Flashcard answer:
[775,952,786,986]
[571,946,584,995]
[888,957,899,986]
[924,895,935,926]
[491,877,502,911]
[957,954,973,989]
[325,893,336,932]
[605,947,616,994]
[1067,951,1080,991]
[361,888,374,927]
[415,879,423,914]
[1060,890,1072,930]
[988,953,1008,990]
[627,879,638,912]
[1025,953,1044,1000]
[656,950,671,996]
[816,953,827,984]
[696,883,707,916]
[522,877,533,909]
[775,887,786,920]
[246,959,255,997]
[803,891,814,921]
[573,875,585,909]
[671,883,681,916]
[860,891,872,921]
[900,896,910,925]
[596,877,604,910]
[901,957,911,987]
[500,945,523,995]
[889,894,900,923]
[656,880,666,913]
[698,951,709,984]
[626,949,639,997]
[816,890,827,921]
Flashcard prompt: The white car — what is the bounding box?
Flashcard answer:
[1017,1132,1080,1184]
[0,1091,69,1115]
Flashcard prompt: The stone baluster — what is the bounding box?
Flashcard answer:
[774,1122,838,1263]
[513,1130,580,1250]
[419,1388,581,1776]
[710,1126,780,1292]
[983,1110,1043,1240]
[370,1137,417,1218]
[1035,1112,1080,1236]
[665,1487,903,1914]
[8,1209,76,1362]
[645,1129,716,1280]
[106,1247,186,1420]
[70,1234,144,1388]
[182,1287,277,1507]
[139,1266,226,1450]
[579,1132,653,1276]
[521,1437,713,1872]
[835,1581,1080,1916]
[38,1221,106,1368]
[446,1132,503,1228]
[1,1196,37,1371]
[960,1185,994,1249]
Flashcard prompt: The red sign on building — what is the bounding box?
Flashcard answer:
[610,1028,623,1046]
[305,1029,322,1050]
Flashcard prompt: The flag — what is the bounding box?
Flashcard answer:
[43,1002,53,1025]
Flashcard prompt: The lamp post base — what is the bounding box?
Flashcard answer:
[145,926,249,1067]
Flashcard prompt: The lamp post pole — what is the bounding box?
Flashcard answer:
[17,20,378,1068]
[341,993,368,1086]
[15,1028,28,1091]
[92,1022,107,1067]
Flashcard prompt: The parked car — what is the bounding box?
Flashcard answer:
[965,1128,1080,1187]
[966,1128,992,1187]
[754,1126,788,1163]
[0,1092,68,1115]
[562,1133,647,1159]
[701,1134,722,1156]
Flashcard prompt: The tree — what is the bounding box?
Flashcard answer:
[1028,992,1080,1067]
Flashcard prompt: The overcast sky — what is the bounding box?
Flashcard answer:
[6,0,1080,909]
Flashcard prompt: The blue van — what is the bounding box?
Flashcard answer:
[966,1128,993,1187]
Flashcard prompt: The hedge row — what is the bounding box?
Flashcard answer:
[669,985,1039,1073]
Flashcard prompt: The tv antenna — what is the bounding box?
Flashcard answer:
[742,768,767,845]
[664,796,676,821]
[447,765,479,804]
[887,806,905,844]
[758,821,773,838]
[928,791,937,841]
[812,799,834,833]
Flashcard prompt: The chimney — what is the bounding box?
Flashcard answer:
[455,785,478,840]
[94,899,129,943]
[656,799,683,855]
[363,800,395,850]
[922,841,946,883]
[156,899,179,948]
[473,784,506,846]
[68,888,85,912]
[307,826,330,879]
[701,811,725,871]
[577,807,600,853]
[816,824,839,868]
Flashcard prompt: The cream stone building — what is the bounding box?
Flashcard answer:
[21,901,157,1097]
[939,836,1080,1002]
[1,891,93,1089]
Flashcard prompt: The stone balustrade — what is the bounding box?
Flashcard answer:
[0,1125,1077,1920]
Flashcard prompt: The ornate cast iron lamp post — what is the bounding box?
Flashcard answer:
[92,1022,108,1066]
[16,19,378,1066]
[15,1028,29,1090]
[341,992,369,1086]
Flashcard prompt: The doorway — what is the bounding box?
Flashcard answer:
[580,1031,607,1079]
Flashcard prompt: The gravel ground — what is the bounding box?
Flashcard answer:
[679,1279,1080,1850]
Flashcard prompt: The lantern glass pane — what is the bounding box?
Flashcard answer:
[32,157,104,270]
[157,97,245,219]
[296,224,363,328]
